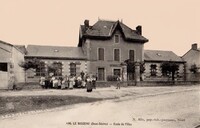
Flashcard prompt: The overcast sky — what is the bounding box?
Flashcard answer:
[0,0,199,56]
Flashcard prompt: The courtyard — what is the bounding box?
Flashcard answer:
[0,85,199,128]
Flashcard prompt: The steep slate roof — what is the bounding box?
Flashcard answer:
[144,50,184,62]
[79,20,148,46]
[26,45,86,60]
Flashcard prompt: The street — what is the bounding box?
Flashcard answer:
[0,86,200,128]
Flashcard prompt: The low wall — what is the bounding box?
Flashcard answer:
[186,73,200,82]
[96,81,200,87]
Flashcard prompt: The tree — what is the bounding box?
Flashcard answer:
[124,59,145,80]
[48,62,62,76]
[190,64,198,74]
[160,61,179,82]
[19,58,42,83]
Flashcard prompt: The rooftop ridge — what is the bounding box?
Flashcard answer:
[98,18,118,23]
[144,49,173,52]
[27,44,78,48]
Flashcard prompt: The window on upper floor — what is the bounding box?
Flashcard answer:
[114,49,120,61]
[129,50,135,61]
[114,35,120,43]
[98,48,104,61]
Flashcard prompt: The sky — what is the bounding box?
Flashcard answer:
[0,0,199,56]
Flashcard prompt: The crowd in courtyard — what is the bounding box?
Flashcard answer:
[39,72,97,92]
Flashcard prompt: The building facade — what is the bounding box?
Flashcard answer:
[25,45,87,82]
[78,20,148,81]
[182,43,200,81]
[0,19,190,88]
[143,50,185,81]
[0,40,25,89]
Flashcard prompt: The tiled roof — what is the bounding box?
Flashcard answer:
[79,20,148,46]
[0,40,25,54]
[14,45,27,54]
[26,45,86,60]
[144,50,184,62]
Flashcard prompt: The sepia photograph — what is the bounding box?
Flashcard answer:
[0,0,200,128]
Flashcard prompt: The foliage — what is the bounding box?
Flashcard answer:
[48,62,62,76]
[124,59,145,74]
[160,61,179,81]
[19,58,41,71]
[190,64,198,74]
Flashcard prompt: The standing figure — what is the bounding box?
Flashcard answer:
[116,75,121,89]
[86,75,93,92]
[69,76,74,89]
[53,77,58,88]
[77,75,82,88]
[80,71,85,80]
[39,76,46,88]
[50,76,56,88]
[61,75,68,89]
[92,75,97,89]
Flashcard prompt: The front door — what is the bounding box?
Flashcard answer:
[113,69,121,76]
[98,68,105,81]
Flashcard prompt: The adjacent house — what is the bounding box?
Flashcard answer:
[78,19,148,81]
[0,40,25,89]
[182,43,200,81]
[143,50,186,81]
[25,45,87,82]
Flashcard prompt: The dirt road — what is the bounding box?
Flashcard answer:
[0,86,199,128]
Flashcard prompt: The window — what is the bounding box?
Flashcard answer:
[150,64,157,76]
[98,68,105,81]
[48,62,62,76]
[114,49,120,61]
[36,61,46,76]
[0,63,8,72]
[114,35,120,43]
[129,50,135,61]
[98,48,104,60]
[70,63,76,76]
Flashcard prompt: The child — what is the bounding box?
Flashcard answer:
[116,75,121,89]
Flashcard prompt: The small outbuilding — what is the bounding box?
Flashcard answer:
[0,40,25,89]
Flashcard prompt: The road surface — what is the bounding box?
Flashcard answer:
[0,87,200,128]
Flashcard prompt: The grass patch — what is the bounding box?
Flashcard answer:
[0,95,103,115]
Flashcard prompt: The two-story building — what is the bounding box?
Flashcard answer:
[78,20,148,81]
[0,19,188,87]
[182,43,200,81]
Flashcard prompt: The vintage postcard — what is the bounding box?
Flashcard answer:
[0,0,199,128]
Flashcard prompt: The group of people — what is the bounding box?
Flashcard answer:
[39,72,97,91]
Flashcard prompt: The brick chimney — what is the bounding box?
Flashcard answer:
[136,25,142,35]
[192,43,198,50]
[84,20,89,28]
